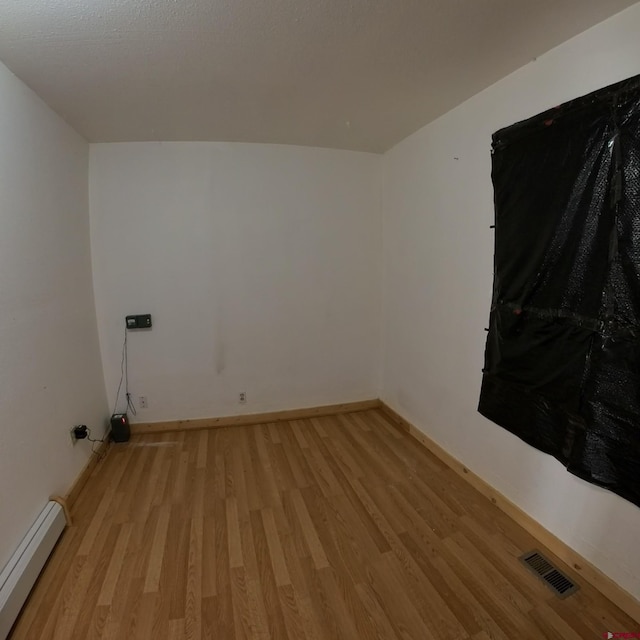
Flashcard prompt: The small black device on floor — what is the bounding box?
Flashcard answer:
[110,413,130,442]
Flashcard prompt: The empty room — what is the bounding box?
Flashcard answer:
[2,1,640,638]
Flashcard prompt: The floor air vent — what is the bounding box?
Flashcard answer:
[519,550,579,598]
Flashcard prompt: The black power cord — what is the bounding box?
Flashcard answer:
[73,425,108,460]
[113,326,137,417]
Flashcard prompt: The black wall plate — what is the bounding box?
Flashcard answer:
[126,314,152,329]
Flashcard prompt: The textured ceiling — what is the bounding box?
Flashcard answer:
[0,0,636,152]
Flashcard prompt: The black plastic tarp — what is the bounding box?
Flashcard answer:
[479,74,640,508]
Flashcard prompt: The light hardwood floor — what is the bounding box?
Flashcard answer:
[10,409,637,639]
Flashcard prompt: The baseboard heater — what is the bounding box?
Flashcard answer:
[0,501,66,639]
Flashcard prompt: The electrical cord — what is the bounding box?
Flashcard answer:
[112,326,127,415]
[125,327,137,416]
[90,439,108,460]
[113,326,137,417]
[76,425,108,460]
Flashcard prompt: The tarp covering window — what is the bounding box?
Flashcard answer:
[479,74,640,508]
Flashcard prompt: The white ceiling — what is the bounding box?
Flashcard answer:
[0,0,636,152]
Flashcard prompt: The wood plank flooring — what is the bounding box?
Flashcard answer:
[9,409,637,639]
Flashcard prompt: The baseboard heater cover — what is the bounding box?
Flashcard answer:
[0,501,66,639]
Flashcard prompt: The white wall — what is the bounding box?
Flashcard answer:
[0,62,108,570]
[90,143,381,423]
[381,4,640,599]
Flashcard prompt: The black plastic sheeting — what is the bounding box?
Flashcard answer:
[479,74,640,508]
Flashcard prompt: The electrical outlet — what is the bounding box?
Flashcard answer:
[239,392,247,404]
[139,396,148,409]
[70,424,88,444]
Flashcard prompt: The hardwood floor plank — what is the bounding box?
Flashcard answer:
[250,509,289,640]
[144,506,171,593]
[87,604,110,640]
[185,517,203,640]
[363,557,437,640]
[172,450,190,504]
[300,435,344,498]
[101,548,144,639]
[230,566,252,640]
[214,497,236,639]
[399,530,505,640]
[52,521,120,640]
[166,505,190,621]
[267,440,297,492]
[132,592,162,640]
[246,578,272,640]
[351,479,467,640]
[317,567,358,639]
[528,603,586,640]
[98,523,133,606]
[167,619,184,640]
[232,436,251,517]
[267,422,282,444]
[201,595,219,640]
[290,419,310,449]
[354,581,403,640]
[213,451,226,501]
[227,497,244,569]
[261,507,291,587]
[279,423,315,488]
[196,429,209,470]
[289,488,329,570]
[248,427,278,509]
[309,416,328,438]
[278,583,308,640]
